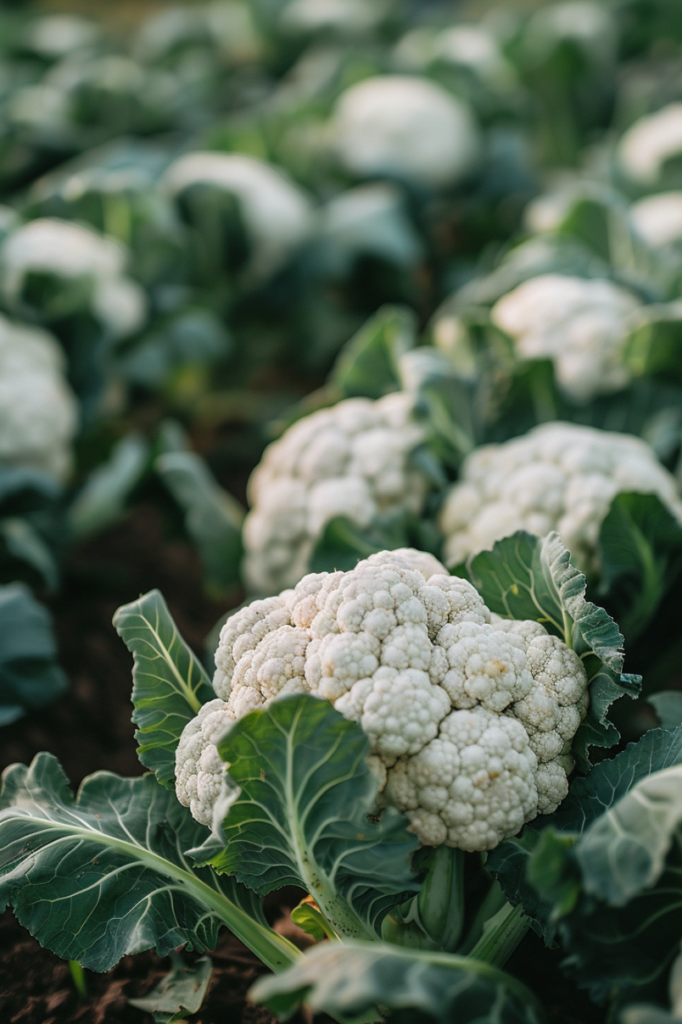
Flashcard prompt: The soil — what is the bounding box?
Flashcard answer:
[0,502,606,1024]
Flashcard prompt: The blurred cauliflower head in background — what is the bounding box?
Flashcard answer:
[332,74,481,189]
[491,273,641,402]
[242,394,430,595]
[163,151,314,282]
[0,218,146,340]
[439,421,682,574]
[630,191,682,248]
[0,314,77,482]
[618,103,682,187]
[176,548,589,851]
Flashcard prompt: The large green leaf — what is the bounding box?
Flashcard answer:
[309,512,413,576]
[0,753,298,974]
[528,761,682,1002]
[68,434,150,539]
[598,492,682,641]
[0,583,67,727]
[466,531,640,768]
[113,589,215,787]
[201,694,420,942]
[155,450,244,597]
[128,953,212,1023]
[489,725,682,949]
[250,941,544,1024]
[328,305,417,400]
[624,306,682,383]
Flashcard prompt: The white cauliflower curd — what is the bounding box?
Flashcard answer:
[618,104,682,187]
[163,152,313,280]
[491,273,641,402]
[630,192,682,248]
[332,75,480,189]
[439,421,682,574]
[0,313,77,481]
[175,548,590,851]
[242,393,430,594]
[0,218,146,339]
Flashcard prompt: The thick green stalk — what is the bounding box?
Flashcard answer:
[382,847,466,952]
[468,902,530,969]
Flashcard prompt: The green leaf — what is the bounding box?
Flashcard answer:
[203,694,420,941]
[0,518,59,592]
[155,450,244,597]
[625,306,682,383]
[290,899,336,941]
[598,492,682,640]
[0,753,299,974]
[466,531,639,768]
[250,940,544,1024]
[128,953,212,1023]
[69,434,150,539]
[529,761,682,1001]
[0,583,67,727]
[649,692,682,729]
[329,305,417,400]
[488,726,682,943]
[381,847,466,954]
[398,348,478,468]
[113,589,215,787]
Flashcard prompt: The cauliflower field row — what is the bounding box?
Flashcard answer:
[2,1,682,1023]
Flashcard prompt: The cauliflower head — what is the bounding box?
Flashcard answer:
[631,192,682,248]
[618,103,682,187]
[242,393,430,595]
[175,548,589,851]
[332,75,480,189]
[0,313,78,481]
[439,421,682,574]
[0,218,146,339]
[163,152,313,281]
[491,273,641,402]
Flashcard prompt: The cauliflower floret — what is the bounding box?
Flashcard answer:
[176,548,589,850]
[242,394,430,594]
[0,218,146,339]
[491,274,641,402]
[618,103,682,187]
[0,313,77,481]
[163,152,313,282]
[332,75,480,189]
[175,698,235,827]
[439,422,682,575]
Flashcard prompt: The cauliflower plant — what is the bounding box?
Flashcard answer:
[0,313,78,481]
[176,548,589,851]
[332,75,480,189]
[242,393,430,595]
[631,192,682,248]
[618,103,682,187]
[163,152,313,281]
[439,422,682,574]
[0,218,146,339]
[491,273,642,402]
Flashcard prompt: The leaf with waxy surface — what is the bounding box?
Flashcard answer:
[0,753,298,973]
[128,953,212,1022]
[329,304,416,400]
[250,940,544,1024]
[113,589,216,788]
[466,531,640,768]
[199,694,420,941]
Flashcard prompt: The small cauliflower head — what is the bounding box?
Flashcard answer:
[242,393,430,594]
[163,152,313,281]
[176,548,589,851]
[0,218,146,339]
[618,104,682,187]
[439,421,682,574]
[630,192,682,248]
[332,75,480,189]
[491,274,641,403]
[0,313,77,481]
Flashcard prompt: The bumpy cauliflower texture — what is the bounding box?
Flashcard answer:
[332,75,480,189]
[242,393,430,594]
[175,549,589,851]
[163,152,313,281]
[491,273,641,402]
[0,313,77,481]
[439,421,682,573]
